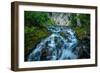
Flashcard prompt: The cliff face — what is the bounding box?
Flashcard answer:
[49,13,71,26]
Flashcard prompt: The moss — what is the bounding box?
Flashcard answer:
[24,26,51,55]
[74,23,90,40]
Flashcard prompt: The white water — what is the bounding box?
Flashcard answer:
[27,26,78,61]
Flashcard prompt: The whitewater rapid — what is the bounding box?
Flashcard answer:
[27,26,78,61]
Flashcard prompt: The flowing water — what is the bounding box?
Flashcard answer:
[27,26,79,61]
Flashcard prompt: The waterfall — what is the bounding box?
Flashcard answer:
[27,26,78,61]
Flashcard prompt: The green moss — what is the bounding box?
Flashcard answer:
[24,26,50,55]
[74,23,90,40]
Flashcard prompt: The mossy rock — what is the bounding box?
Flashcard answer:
[24,26,51,55]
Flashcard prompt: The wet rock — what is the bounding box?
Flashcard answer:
[27,26,79,61]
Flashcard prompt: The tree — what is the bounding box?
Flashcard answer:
[24,11,50,27]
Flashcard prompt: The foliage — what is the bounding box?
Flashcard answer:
[24,11,54,27]
[24,26,50,54]
[69,14,77,27]
[69,14,90,39]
